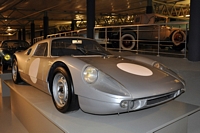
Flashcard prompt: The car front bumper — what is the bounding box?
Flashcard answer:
[78,88,185,115]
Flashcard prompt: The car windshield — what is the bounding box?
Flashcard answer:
[154,16,167,23]
[51,38,111,56]
[0,40,30,49]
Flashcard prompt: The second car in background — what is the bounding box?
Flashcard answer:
[0,40,30,71]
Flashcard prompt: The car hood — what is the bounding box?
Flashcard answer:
[77,56,184,98]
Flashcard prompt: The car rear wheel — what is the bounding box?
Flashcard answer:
[51,67,79,113]
[121,33,136,50]
[12,59,22,84]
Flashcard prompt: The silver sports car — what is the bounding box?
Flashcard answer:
[12,37,185,114]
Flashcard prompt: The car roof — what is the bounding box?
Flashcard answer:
[2,40,28,42]
[36,37,95,44]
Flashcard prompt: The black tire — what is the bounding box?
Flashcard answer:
[12,59,22,84]
[121,32,137,50]
[171,30,186,51]
[50,67,79,113]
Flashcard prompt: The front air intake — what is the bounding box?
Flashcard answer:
[147,93,174,105]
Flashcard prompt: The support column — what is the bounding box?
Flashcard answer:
[188,0,200,61]
[18,29,21,40]
[22,28,26,41]
[43,11,49,39]
[40,31,43,37]
[30,21,35,45]
[146,0,153,14]
[87,0,95,39]
[71,20,76,31]
[54,28,57,34]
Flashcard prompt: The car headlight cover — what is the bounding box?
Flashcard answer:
[83,66,98,83]
[4,54,11,61]
[153,62,164,70]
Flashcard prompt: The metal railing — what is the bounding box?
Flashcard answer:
[33,21,189,58]
[95,21,189,58]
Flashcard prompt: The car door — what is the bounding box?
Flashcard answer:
[151,16,168,41]
[138,25,154,40]
[134,15,154,41]
[24,42,49,91]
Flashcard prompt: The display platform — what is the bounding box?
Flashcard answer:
[0,73,11,96]
[5,80,200,133]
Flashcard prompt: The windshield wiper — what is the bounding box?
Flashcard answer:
[87,50,109,58]
[76,46,87,55]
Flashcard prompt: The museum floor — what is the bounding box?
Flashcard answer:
[0,51,200,133]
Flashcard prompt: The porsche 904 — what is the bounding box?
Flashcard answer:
[12,37,185,114]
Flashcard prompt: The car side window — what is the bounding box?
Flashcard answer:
[34,43,48,56]
[26,48,32,55]
[135,17,140,23]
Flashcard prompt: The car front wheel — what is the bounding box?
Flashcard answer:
[171,30,186,51]
[51,67,79,113]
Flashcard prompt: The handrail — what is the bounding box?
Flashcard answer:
[33,21,189,58]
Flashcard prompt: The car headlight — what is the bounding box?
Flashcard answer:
[83,66,98,84]
[153,62,164,70]
[153,62,185,86]
[4,54,11,61]
[83,66,130,97]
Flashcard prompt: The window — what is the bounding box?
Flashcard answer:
[135,17,140,23]
[26,48,32,55]
[154,16,167,23]
[34,43,48,56]
[0,40,30,49]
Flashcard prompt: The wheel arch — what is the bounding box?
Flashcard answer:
[12,55,17,66]
[48,61,80,112]
[47,61,73,94]
[122,28,137,37]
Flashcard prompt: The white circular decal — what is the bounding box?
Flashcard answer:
[117,63,153,76]
[29,58,40,83]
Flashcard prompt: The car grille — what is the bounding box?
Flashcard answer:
[130,89,184,110]
[146,92,175,105]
